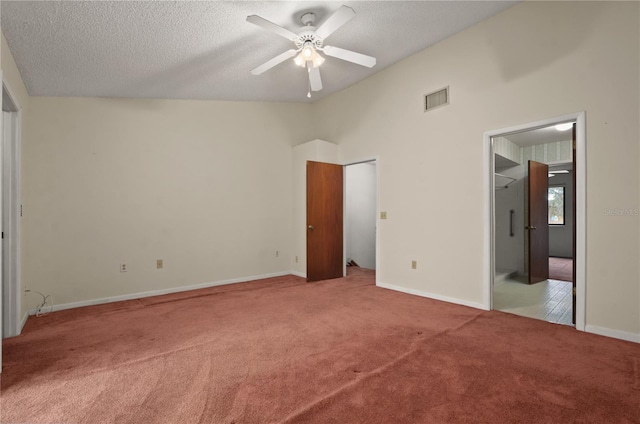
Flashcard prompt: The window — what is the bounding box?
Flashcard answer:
[548,186,565,225]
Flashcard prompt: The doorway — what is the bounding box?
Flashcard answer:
[345,161,377,275]
[493,154,573,325]
[484,112,586,331]
[2,82,22,339]
[305,158,378,282]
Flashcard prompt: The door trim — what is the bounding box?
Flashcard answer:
[2,79,23,339]
[483,111,586,332]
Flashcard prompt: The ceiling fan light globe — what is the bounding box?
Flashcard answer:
[312,55,325,68]
[303,46,314,58]
[294,53,306,67]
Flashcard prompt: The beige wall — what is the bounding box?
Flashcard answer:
[23,97,314,307]
[3,2,640,340]
[313,1,640,336]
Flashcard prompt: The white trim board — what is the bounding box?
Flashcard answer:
[1,79,23,339]
[377,281,486,310]
[28,272,298,315]
[585,325,640,344]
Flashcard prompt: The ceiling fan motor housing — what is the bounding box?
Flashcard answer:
[295,31,323,50]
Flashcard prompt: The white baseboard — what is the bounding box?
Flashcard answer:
[585,325,640,343]
[377,281,487,310]
[35,271,294,314]
[290,271,306,278]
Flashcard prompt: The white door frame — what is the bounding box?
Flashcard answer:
[483,112,586,331]
[2,80,23,339]
[0,70,2,372]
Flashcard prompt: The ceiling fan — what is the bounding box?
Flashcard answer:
[247,5,376,98]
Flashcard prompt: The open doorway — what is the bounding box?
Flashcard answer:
[492,124,575,325]
[484,112,586,331]
[306,159,378,282]
[345,161,377,276]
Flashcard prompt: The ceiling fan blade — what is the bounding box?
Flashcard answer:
[323,46,376,68]
[309,65,323,92]
[246,15,298,41]
[315,5,356,40]
[251,49,297,75]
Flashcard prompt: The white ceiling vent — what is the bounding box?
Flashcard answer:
[424,87,449,112]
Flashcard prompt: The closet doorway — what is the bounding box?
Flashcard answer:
[345,161,377,275]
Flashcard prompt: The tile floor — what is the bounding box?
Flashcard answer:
[493,276,573,326]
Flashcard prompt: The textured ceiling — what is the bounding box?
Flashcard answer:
[1,1,517,103]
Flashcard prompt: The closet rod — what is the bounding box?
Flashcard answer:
[495,172,517,189]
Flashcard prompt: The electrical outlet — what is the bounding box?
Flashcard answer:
[381,211,388,219]
[157,259,163,269]
[120,263,127,272]
[411,260,417,269]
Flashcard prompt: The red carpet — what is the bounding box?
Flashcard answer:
[549,257,573,282]
[2,268,639,423]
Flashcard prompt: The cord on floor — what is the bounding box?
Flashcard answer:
[25,289,54,317]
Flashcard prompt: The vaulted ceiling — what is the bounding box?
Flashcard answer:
[1,1,517,103]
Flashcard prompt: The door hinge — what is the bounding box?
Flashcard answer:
[573,287,576,296]
[20,205,23,217]
[1,232,3,239]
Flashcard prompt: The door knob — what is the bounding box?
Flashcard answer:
[308,225,314,230]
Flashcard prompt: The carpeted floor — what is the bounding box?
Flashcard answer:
[2,268,639,423]
[549,256,573,282]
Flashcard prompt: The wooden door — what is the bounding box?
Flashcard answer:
[307,161,343,282]
[528,160,549,284]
